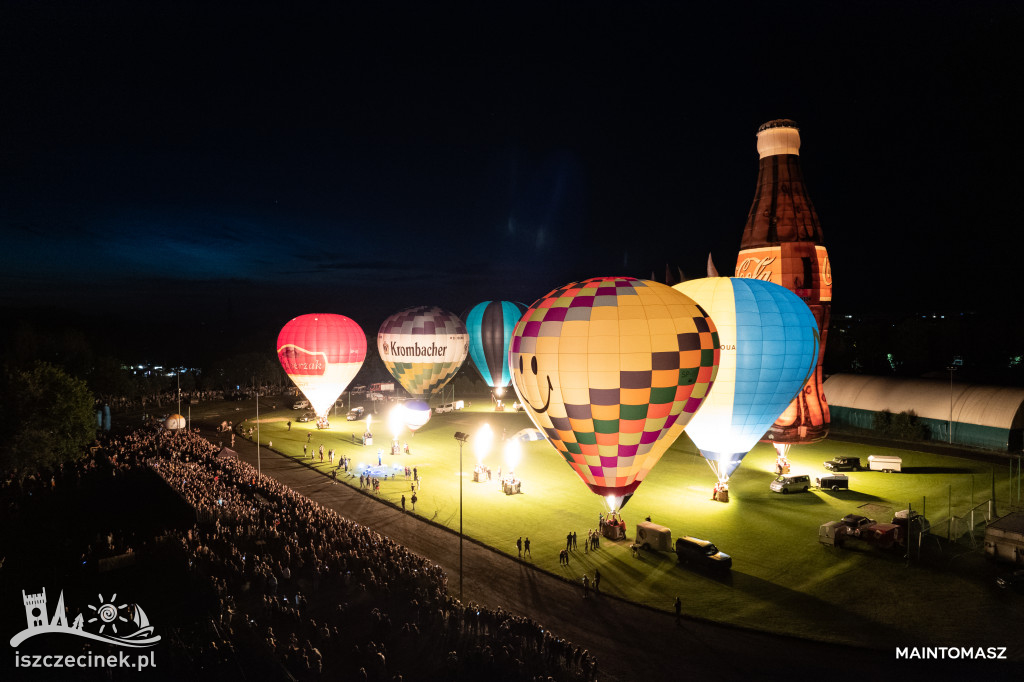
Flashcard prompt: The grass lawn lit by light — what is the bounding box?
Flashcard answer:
[238,395,1024,650]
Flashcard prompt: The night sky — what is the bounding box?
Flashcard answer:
[3,2,1023,359]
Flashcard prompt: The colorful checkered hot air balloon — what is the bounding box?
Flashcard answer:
[510,277,720,512]
[378,306,469,399]
[277,314,367,418]
[465,300,527,401]
[672,277,819,485]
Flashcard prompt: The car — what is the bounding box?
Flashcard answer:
[292,399,310,410]
[297,412,316,423]
[675,536,732,570]
[770,474,811,494]
[347,407,364,421]
[823,456,862,471]
[841,514,876,534]
[995,569,1024,591]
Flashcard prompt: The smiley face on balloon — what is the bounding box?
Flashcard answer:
[510,277,720,512]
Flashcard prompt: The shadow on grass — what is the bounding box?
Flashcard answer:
[724,565,910,645]
[740,492,830,507]
[901,466,975,474]
[815,489,886,502]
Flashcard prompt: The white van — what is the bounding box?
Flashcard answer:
[292,399,310,410]
[771,474,812,494]
[868,455,902,473]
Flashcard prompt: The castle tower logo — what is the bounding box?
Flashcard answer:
[10,587,160,649]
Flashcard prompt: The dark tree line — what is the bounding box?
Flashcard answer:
[824,308,1024,385]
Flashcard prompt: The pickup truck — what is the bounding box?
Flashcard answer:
[819,514,902,549]
[823,456,862,471]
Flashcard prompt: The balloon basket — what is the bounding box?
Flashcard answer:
[712,486,729,503]
[600,514,626,540]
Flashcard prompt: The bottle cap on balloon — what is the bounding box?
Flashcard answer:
[756,118,801,158]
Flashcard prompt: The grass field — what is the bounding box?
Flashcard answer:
[224,395,1024,651]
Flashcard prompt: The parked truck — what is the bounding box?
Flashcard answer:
[819,513,904,549]
[823,456,862,471]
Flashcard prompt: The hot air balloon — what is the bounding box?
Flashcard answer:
[403,400,432,432]
[510,276,720,513]
[672,277,819,486]
[277,314,367,418]
[378,306,468,399]
[465,300,528,404]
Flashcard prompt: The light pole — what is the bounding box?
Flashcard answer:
[946,365,957,445]
[454,431,470,601]
[256,388,261,476]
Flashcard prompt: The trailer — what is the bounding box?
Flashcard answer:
[635,521,673,552]
[985,512,1024,565]
[818,520,848,546]
[867,455,902,472]
[816,474,849,491]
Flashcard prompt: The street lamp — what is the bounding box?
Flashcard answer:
[454,431,470,601]
[946,365,957,445]
[256,390,261,476]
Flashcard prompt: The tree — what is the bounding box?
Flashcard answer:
[0,362,96,475]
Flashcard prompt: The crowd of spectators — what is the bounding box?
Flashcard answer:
[4,425,599,681]
[95,389,229,412]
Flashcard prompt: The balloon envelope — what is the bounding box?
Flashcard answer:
[378,306,468,399]
[277,314,367,418]
[465,301,527,394]
[510,276,720,511]
[403,400,432,431]
[673,277,819,482]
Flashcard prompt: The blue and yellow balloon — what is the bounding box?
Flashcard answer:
[672,277,819,484]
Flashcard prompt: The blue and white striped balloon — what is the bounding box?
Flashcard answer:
[673,277,819,483]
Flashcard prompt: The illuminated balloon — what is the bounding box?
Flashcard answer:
[510,276,720,512]
[403,400,432,432]
[673,277,819,483]
[465,301,528,398]
[277,314,367,418]
[378,306,468,399]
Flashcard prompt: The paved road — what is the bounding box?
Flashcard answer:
[190,416,914,681]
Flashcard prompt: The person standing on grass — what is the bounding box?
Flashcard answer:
[524,537,531,558]
[401,494,406,511]
[674,596,682,625]
[594,569,601,594]
[517,537,522,558]
[411,492,417,511]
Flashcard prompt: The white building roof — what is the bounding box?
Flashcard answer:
[823,374,1024,430]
